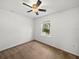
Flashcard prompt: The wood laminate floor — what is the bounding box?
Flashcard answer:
[0,40,79,59]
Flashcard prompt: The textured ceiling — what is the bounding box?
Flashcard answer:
[0,0,79,19]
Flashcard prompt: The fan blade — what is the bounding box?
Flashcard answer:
[23,3,32,8]
[27,10,32,12]
[38,9,46,12]
[35,12,39,15]
[36,0,42,7]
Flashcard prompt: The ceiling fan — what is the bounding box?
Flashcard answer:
[23,0,46,15]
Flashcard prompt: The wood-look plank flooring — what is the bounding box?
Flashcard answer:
[0,40,79,59]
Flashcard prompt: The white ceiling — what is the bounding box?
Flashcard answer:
[0,0,79,19]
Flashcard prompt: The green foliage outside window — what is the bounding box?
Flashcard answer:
[42,23,50,34]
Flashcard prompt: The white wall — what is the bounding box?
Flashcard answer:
[34,7,79,56]
[0,9,33,51]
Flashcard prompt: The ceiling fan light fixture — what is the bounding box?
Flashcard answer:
[22,0,46,15]
[32,4,39,12]
[32,8,38,12]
